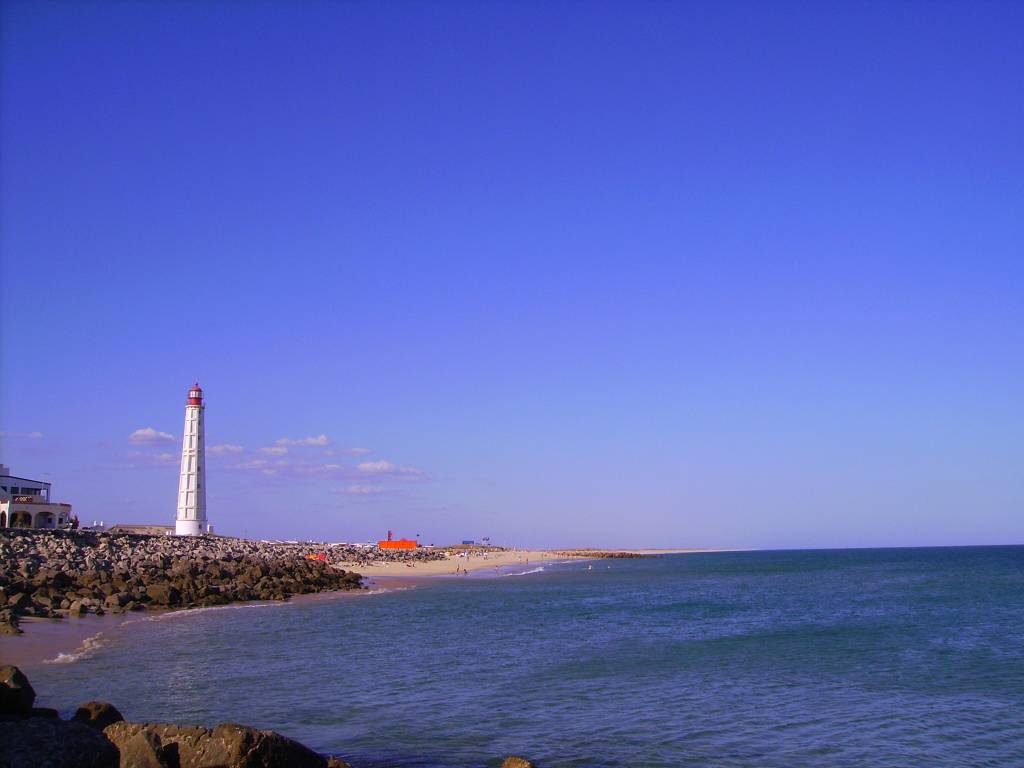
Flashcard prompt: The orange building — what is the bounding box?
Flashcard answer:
[378,529,418,549]
[378,539,418,550]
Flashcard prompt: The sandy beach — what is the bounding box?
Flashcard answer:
[337,547,725,578]
[336,549,558,578]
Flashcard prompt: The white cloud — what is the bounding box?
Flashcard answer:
[276,434,330,447]
[341,485,384,495]
[208,444,244,455]
[356,460,423,476]
[357,460,393,473]
[126,451,178,466]
[324,447,372,457]
[129,427,176,445]
[232,459,269,471]
[259,446,288,456]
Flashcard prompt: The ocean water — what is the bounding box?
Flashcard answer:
[23,547,1024,767]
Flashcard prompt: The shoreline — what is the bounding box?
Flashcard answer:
[0,586,384,669]
[1,547,725,668]
[337,548,566,578]
[338,547,729,579]
[0,557,549,668]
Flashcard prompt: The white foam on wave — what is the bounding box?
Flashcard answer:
[506,566,545,577]
[43,631,109,665]
[139,601,283,623]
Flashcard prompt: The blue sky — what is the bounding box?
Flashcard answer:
[2,1,1022,547]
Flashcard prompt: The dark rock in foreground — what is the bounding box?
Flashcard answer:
[105,721,335,768]
[74,701,126,732]
[1,665,536,768]
[0,716,120,768]
[0,665,35,716]
[501,758,537,768]
[117,729,174,768]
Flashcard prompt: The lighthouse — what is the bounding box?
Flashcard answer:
[175,382,207,536]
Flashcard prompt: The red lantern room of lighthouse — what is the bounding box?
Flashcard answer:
[187,383,203,405]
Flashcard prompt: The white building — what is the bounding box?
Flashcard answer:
[0,464,73,529]
[175,382,208,536]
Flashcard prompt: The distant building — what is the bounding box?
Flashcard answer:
[106,524,174,536]
[0,464,73,530]
[379,539,418,550]
[378,529,418,549]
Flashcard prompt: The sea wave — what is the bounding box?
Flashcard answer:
[506,567,545,576]
[43,631,108,665]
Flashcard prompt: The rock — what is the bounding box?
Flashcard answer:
[144,584,181,606]
[104,722,327,768]
[119,729,177,768]
[0,716,119,767]
[325,758,353,768]
[502,757,537,768]
[29,706,60,719]
[74,701,125,731]
[0,610,22,635]
[0,665,36,716]
[0,530,382,637]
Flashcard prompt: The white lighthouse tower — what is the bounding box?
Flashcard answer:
[175,382,207,536]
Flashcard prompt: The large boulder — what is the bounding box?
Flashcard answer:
[0,610,22,635]
[7,592,31,611]
[105,593,130,608]
[104,722,327,768]
[501,758,537,768]
[0,665,35,716]
[74,701,125,731]
[0,717,119,768]
[144,585,181,606]
[119,729,178,768]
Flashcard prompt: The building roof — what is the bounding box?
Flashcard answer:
[0,474,50,486]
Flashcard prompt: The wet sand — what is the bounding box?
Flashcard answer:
[0,613,137,668]
[0,587,379,669]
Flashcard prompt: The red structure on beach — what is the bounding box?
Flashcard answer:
[378,529,418,549]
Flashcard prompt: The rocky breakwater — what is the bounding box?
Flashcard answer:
[0,530,364,635]
[0,666,539,768]
[551,549,650,559]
